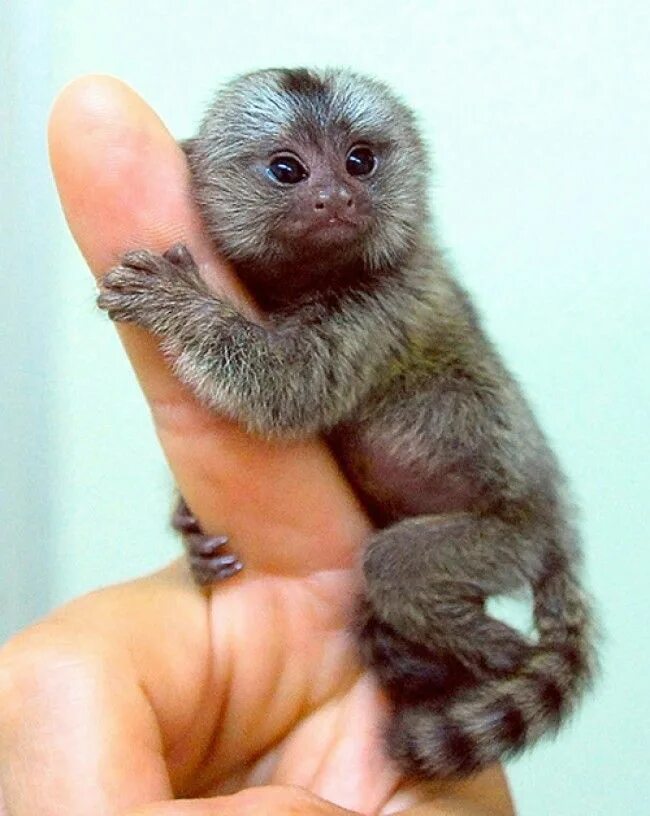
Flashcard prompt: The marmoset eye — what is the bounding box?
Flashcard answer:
[268,154,309,184]
[346,145,376,178]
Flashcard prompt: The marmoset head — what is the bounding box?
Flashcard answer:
[184,68,430,303]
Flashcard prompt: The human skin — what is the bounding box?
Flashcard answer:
[0,76,515,816]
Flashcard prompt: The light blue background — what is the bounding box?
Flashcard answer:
[1,2,649,813]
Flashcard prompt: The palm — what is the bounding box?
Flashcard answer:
[192,570,385,800]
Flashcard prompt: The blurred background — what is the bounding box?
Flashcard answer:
[1,1,649,813]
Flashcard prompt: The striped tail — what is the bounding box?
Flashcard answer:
[387,565,598,778]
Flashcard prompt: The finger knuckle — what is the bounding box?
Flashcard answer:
[0,626,109,724]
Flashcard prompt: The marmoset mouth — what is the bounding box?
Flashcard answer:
[305,217,368,245]
[311,218,357,232]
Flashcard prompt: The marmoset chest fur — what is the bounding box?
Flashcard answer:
[98,67,597,779]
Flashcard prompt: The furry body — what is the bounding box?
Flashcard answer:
[98,68,596,778]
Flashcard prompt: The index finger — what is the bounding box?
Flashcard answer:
[49,76,369,576]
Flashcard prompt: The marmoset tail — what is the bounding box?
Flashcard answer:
[98,67,597,778]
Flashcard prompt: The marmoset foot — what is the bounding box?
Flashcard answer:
[172,497,243,585]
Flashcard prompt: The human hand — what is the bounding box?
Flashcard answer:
[0,76,514,816]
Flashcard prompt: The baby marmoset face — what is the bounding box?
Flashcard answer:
[183,68,431,300]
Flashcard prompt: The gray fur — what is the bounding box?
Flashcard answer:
[97,67,597,778]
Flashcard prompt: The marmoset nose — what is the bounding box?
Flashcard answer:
[313,186,355,218]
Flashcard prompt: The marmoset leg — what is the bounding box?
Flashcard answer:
[362,513,593,778]
[359,513,540,691]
